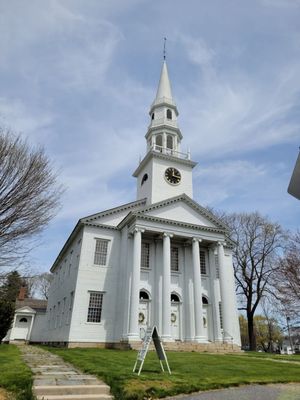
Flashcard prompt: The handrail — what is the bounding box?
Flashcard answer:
[151,144,190,160]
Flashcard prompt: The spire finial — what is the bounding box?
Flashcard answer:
[163,37,167,60]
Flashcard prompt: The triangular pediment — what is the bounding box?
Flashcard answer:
[136,194,227,230]
[15,306,36,314]
[81,198,147,227]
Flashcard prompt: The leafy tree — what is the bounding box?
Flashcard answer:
[239,315,249,349]
[0,129,63,267]
[0,300,15,343]
[254,315,282,352]
[224,212,286,350]
[0,271,24,343]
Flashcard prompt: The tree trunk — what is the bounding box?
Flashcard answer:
[247,313,257,351]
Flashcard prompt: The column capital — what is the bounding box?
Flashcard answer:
[163,232,173,238]
[134,227,145,234]
[192,237,202,243]
[217,241,226,247]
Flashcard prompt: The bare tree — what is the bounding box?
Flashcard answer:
[273,231,300,319]
[30,272,53,299]
[225,212,286,350]
[0,129,63,267]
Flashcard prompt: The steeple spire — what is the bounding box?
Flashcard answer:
[155,61,173,102]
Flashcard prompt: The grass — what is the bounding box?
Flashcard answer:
[242,352,300,362]
[45,347,300,400]
[0,345,34,400]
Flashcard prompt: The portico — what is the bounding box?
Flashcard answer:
[125,214,235,344]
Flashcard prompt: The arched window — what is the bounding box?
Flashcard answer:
[167,135,173,149]
[139,290,150,301]
[151,113,155,120]
[156,135,163,147]
[171,293,180,303]
[166,109,172,119]
[20,317,28,323]
[202,296,209,305]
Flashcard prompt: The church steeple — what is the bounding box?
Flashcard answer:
[155,61,173,103]
[133,58,197,205]
[146,61,182,155]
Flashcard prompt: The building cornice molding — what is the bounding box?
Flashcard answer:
[145,124,183,140]
[134,214,226,234]
[81,198,147,223]
[135,193,228,231]
[133,151,197,177]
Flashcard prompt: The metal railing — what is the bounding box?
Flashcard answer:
[152,144,190,160]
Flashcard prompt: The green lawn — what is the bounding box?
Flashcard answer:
[0,345,34,400]
[46,347,300,400]
[242,352,300,362]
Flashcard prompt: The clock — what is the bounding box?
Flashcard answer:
[165,167,181,185]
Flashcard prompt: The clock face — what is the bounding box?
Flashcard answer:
[165,167,181,185]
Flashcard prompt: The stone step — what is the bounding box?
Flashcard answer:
[36,395,113,400]
[34,384,110,396]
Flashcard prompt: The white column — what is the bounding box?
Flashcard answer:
[192,238,205,342]
[162,232,173,341]
[209,246,222,341]
[128,228,144,340]
[218,242,232,342]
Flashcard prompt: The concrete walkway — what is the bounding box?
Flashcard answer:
[19,345,113,400]
[167,383,300,400]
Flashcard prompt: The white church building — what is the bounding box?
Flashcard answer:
[44,61,241,350]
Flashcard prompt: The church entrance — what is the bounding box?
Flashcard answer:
[202,296,212,341]
[139,290,150,339]
[171,293,181,340]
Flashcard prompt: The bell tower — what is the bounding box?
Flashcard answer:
[133,60,197,205]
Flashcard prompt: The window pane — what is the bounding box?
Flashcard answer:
[94,239,108,265]
[215,254,219,278]
[219,302,223,329]
[87,292,103,323]
[200,250,206,274]
[171,247,179,271]
[141,242,150,269]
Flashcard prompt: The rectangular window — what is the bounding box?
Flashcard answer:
[215,254,220,278]
[87,292,104,323]
[67,291,74,325]
[61,297,66,326]
[171,247,179,272]
[94,239,108,265]
[200,250,206,275]
[219,302,223,329]
[141,242,150,269]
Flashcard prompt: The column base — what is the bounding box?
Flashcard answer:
[194,336,207,343]
[127,333,141,342]
[161,335,174,342]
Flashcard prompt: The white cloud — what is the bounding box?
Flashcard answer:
[0,97,55,141]
[178,34,215,67]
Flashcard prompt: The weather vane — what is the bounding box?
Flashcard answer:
[163,37,167,60]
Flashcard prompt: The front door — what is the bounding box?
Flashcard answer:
[171,303,180,340]
[138,301,149,339]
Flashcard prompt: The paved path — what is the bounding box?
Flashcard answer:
[167,383,300,400]
[19,345,113,400]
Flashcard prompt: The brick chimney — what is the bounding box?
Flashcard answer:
[18,286,27,301]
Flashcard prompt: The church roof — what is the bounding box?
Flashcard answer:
[16,298,47,312]
[81,198,147,223]
[117,193,229,232]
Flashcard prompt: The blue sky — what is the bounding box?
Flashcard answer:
[0,0,299,273]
